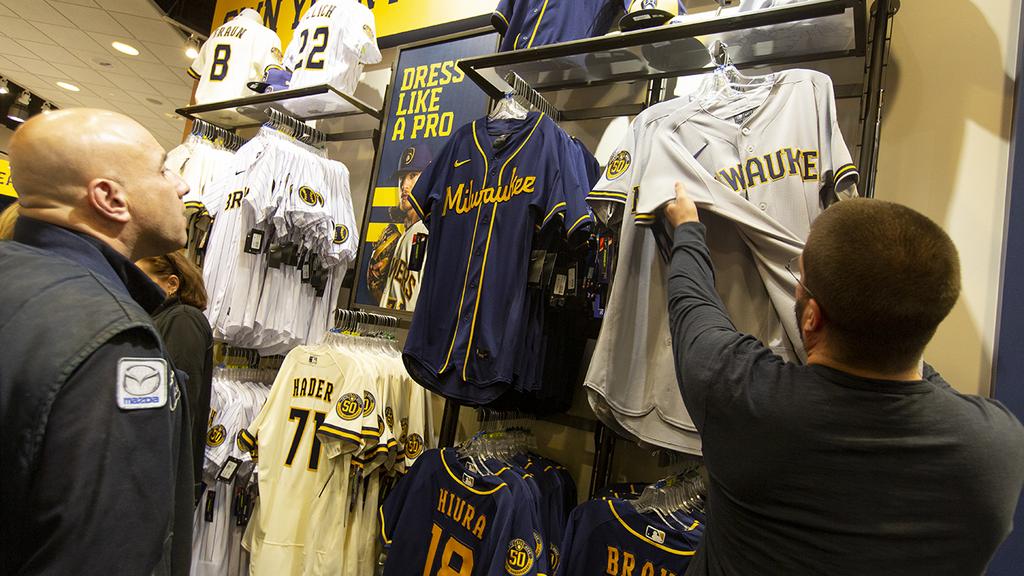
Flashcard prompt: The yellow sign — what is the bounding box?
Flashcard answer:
[212,0,495,47]
[0,157,16,198]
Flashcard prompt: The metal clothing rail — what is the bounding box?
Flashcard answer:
[190,118,245,151]
[503,71,561,120]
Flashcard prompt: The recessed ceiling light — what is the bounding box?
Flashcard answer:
[146,97,164,105]
[56,81,80,92]
[112,41,139,56]
[185,46,199,59]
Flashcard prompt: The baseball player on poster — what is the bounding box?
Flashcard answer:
[368,144,433,310]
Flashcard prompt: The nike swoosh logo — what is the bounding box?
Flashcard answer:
[454,159,471,167]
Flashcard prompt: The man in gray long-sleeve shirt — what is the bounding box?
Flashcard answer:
[662,182,1024,575]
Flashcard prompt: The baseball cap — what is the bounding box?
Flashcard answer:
[391,145,434,180]
[621,0,685,32]
[247,67,293,94]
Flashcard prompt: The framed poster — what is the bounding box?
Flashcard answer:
[351,30,499,314]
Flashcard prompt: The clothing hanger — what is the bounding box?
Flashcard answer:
[489,91,529,121]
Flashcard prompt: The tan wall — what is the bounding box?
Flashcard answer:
[874,0,1019,396]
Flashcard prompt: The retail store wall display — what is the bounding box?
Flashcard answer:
[283,0,383,93]
[380,426,577,575]
[401,109,601,409]
[212,0,496,46]
[230,332,432,575]
[355,32,498,312]
[585,68,858,454]
[166,124,359,353]
[491,0,626,51]
[189,9,284,105]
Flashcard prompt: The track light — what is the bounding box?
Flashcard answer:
[185,34,200,60]
[8,91,31,123]
[41,101,53,113]
[0,78,9,95]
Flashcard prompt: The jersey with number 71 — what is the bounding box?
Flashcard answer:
[237,345,365,576]
[381,448,545,576]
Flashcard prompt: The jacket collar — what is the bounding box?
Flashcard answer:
[13,217,166,313]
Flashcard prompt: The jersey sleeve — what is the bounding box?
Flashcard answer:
[489,492,546,576]
[815,75,859,201]
[254,29,284,78]
[379,450,434,547]
[237,370,286,456]
[316,366,367,458]
[557,134,596,240]
[554,506,585,576]
[408,135,459,224]
[493,0,514,34]
[188,41,208,80]
[587,121,638,225]
[346,5,383,65]
[403,379,430,470]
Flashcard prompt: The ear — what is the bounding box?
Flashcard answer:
[86,178,131,224]
[802,298,824,334]
[166,274,181,295]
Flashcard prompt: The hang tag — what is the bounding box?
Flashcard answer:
[284,244,300,267]
[218,456,241,482]
[198,227,210,251]
[409,233,428,272]
[301,258,312,284]
[528,250,546,286]
[244,228,265,254]
[553,274,567,296]
[204,490,216,522]
[268,242,284,268]
[493,133,511,150]
[541,252,558,290]
[567,265,577,294]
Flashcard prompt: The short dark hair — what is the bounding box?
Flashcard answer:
[803,199,960,373]
[139,250,208,311]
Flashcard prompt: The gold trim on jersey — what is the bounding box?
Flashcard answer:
[440,123,490,374]
[568,214,592,236]
[587,190,629,202]
[463,113,545,380]
[835,163,858,183]
[607,500,697,555]
[524,0,551,49]
[493,10,510,28]
[318,423,363,446]
[379,506,392,545]
[441,450,507,495]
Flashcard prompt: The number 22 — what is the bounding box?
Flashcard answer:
[295,26,328,70]
[423,523,474,576]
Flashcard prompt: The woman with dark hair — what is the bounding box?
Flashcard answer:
[137,249,214,486]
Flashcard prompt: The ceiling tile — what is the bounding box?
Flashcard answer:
[51,2,131,36]
[52,62,111,87]
[145,79,190,101]
[101,70,158,94]
[114,13,185,47]
[31,23,109,54]
[72,93,118,109]
[119,58,181,85]
[86,85,137,103]
[0,35,35,59]
[15,40,82,66]
[36,73,93,97]
[95,0,161,18]
[142,40,193,70]
[0,16,53,43]
[3,1,75,26]
[0,55,27,73]
[0,4,15,17]
[86,31,160,63]
[58,0,99,6]
[5,56,64,78]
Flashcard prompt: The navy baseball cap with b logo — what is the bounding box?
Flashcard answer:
[247,67,293,93]
[391,145,434,180]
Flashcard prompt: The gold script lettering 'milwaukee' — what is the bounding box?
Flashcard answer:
[442,167,537,216]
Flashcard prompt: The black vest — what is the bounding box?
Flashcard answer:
[0,240,192,575]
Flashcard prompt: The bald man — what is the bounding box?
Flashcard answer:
[0,109,194,576]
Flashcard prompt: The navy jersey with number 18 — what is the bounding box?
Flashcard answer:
[381,449,543,575]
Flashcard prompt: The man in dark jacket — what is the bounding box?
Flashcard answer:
[662,182,1024,575]
[0,109,194,575]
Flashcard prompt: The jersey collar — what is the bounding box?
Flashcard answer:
[440,448,508,495]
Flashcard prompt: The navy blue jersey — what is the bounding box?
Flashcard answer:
[381,449,545,575]
[493,0,622,52]
[557,499,703,576]
[403,113,591,405]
